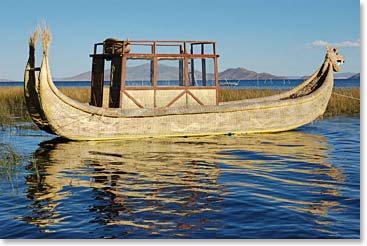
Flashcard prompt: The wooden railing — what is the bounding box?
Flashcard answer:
[89,40,219,109]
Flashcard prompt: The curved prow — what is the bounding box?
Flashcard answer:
[24,27,54,134]
[221,45,345,106]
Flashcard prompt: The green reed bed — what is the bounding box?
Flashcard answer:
[220,88,360,117]
[0,87,30,125]
[0,87,90,125]
[59,87,90,103]
[0,87,360,126]
[219,88,281,102]
[0,143,22,184]
[325,88,360,116]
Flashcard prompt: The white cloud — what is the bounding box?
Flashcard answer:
[310,40,329,47]
[308,39,360,48]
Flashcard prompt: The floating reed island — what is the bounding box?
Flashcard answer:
[0,86,360,126]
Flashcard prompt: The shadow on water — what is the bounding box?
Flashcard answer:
[14,128,357,239]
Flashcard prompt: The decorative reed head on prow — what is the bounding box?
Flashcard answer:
[41,24,52,55]
[29,28,39,49]
[326,45,345,72]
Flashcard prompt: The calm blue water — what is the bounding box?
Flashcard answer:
[0,116,360,238]
[0,79,360,89]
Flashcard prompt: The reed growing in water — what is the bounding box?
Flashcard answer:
[324,88,360,116]
[0,87,30,124]
[219,88,360,117]
[0,86,359,125]
[219,88,281,102]
[0,87,90,125]
[0,143,22,184]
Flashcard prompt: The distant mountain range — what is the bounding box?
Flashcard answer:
[0,78,15,82]
[58,63,287,81]
[335,72,360,79]
[298,72,360,80]
[347,73,360,80]
[58,63,209,81]
[219,67,286,80]
[0,66,360,82]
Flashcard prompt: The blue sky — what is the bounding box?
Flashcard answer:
[0,0,360,80]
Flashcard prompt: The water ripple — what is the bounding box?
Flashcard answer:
[0,117,360,238]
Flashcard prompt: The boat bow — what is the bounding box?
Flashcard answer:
[24,28,54,134]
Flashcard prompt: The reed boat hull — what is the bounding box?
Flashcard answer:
[32,62,333,140]
[24,29,343,141]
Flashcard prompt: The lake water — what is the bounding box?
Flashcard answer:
[0,116,360,239]
[0,79,360,89]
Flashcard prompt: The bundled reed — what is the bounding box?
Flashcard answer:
[41,23,51,55]
[0,86,359,126]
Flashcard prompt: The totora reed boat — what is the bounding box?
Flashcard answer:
[24,27,345,141]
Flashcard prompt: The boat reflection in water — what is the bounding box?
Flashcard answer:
[22,131,346,238]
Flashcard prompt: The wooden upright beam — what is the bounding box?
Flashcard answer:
[184,55,189,107]
[90,57,105,107]
[119,56,127,108]
[179,59,184,86]
[109,56,122,108]
[214,56,219,105]
[179,46,184,86]
[190,44,196,86]
[150,44,156,87]
[201,44,206,86]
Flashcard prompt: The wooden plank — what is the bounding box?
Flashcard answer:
[122,53,217,59]
[214,56,219,105]
[109,56,122,108]
[179,59,184,86]
[187,91,204,106]
[166,91,186,107]
[123,86,216,90]
[90,57,104,107]
[123,91,144,108]
[153,57,158,108]
[119,56,127,108]
[184,55,189,107]
[201,44,207,86]
[152,44,158,108]
[190,45,196,86]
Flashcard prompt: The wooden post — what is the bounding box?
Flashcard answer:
[190,44,196,86]
[201,44,206,86]
[184,54,189,107]
[179,59,184,86]
[214,56,219,105]
[179,46,184,86]
[90,57,105,107]
[213,42,219,105]
[119,55,127,108]
[109,56,122,108]
[151,43,157,107]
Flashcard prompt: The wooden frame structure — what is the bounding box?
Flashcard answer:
[89,40,219,109]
